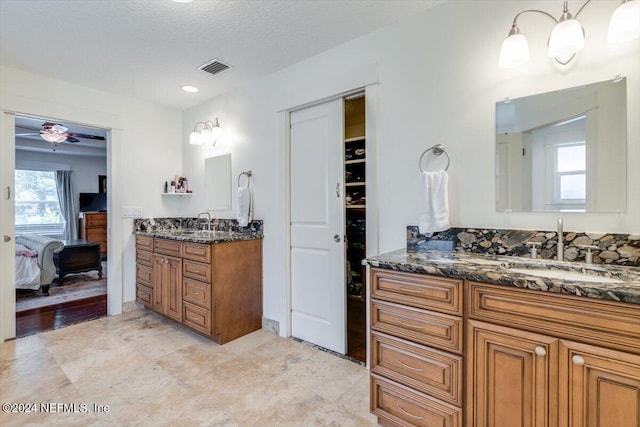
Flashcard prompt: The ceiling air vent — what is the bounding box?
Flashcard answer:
[198,59,231,76]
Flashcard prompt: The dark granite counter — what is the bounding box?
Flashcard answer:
[136,230,262,244]
[366,249,640,305]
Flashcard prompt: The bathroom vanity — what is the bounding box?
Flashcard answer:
[135,229,262,344]
[367,250,640,427]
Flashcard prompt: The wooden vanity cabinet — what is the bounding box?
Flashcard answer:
[135,235,153,308]
[369,269,640,427]
[466,281,640,427]
[370,268,464,427]
[135,236,262,344]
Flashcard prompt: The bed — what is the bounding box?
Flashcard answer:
[15,234,64,295]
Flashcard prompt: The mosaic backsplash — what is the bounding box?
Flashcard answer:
[407,226,640,267]
[134,218,263,237]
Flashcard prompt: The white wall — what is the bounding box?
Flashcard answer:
[181,0,640,334]
[0,66,182,325]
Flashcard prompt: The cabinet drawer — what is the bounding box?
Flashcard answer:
[86,215,107,227]
[183,242,211,263]
[86,229,107,242]
[136,283,152,307]
[154,238,182,257]
[136,249,153,267]
[371,374,462,427]
[136,264,153,286]
[183,302,212,335]
[136,235,154,251]
[372,300,463,354]
[466,281,640,355]
[371,332,463,406]
[183,277,211,309]
[372,268,462,315]
[183,259,212,283]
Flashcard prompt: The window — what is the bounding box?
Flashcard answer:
[15,169,64,235]
[555,142,586,203]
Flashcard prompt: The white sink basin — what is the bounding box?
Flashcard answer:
[508,268,623,284]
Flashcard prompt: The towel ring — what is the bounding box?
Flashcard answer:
[418,144,450,172]
[238,170,252,187]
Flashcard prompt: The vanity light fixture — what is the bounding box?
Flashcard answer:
[189,118,224,146]
[499,0,640,68]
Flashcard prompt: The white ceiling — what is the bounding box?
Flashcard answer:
[0,0,444,111]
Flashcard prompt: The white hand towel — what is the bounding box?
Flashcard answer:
[419,170,450,234]
[237,186,251,227]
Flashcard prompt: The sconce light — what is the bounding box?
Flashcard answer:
[189,118,224,146]
[499,0,640,68]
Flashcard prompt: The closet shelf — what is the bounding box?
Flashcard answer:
[344,136,365,143]
[345,159,365,165]
[345,182,366,187]
[346,205,366,209]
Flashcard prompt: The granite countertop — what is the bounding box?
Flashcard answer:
[366,249,640,305]
[136,230,262,244]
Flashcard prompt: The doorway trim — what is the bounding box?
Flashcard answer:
[279,63,379,357]
[0,94,124,341]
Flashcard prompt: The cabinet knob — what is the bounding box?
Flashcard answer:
[572,355,585,366]
[534,346,547,356]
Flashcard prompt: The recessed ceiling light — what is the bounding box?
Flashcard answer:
[182,85,199,93]
[172,0,194,3]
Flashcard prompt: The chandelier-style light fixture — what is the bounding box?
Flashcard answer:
[499,0,640,68]
[189,118,224,146]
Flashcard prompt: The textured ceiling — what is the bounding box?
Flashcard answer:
[0,0,444,110]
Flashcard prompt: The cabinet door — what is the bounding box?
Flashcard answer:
[165,256,182,321]
[152,254,166,313]
[559,340,640,427]
[467,320,558,427]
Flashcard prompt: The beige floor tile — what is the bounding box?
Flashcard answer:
[0,334,45,363]
[2,311,375,427]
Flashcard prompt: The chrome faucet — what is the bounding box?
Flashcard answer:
[556,217,564,261]
[196,211,211,233]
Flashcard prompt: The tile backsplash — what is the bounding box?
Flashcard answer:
[407,226,640,267]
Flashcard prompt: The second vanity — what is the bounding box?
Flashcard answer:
[366,250,640,427]
[135,229,262,344]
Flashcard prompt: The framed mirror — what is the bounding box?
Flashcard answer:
[205,153,231,211]
[496,78,627,213]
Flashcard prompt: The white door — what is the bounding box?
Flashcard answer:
[290,98,345,354]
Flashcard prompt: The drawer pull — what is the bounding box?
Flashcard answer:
[192,292,200,296]
[398,406,424,420]
[399,320,424,330]
[572,355,585,366]
[400,286,423,294]
[398,360,424,372]
[534,346,547,357]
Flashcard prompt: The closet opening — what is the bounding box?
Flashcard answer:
[344,93,366,362]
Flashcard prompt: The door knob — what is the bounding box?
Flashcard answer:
[334,234,341,243]
[3,236,10,243]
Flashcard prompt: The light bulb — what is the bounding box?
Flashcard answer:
[608,0,640,43]
[499,32,530,68]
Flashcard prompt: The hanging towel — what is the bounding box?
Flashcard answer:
[419,170,450,234]
[237,185,251,227]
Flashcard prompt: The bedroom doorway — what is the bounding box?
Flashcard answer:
[13,114,108,337]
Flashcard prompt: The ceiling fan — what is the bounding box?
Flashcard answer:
[16,122,106,145]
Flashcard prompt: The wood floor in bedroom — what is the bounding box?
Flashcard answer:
[15,294,107,338]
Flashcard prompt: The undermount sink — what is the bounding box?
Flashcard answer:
[507,268,624,284]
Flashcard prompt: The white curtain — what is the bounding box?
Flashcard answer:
[55,170,78,241]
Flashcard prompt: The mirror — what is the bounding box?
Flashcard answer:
[205,153,231,211]
[496,78,627,213]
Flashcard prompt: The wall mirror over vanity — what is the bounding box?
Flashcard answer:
[495,78,627,213]
[205,153,232,211]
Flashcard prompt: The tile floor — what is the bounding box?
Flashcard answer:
[0,309,378,426]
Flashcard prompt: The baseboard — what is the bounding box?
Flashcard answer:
[262,317,279,334]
